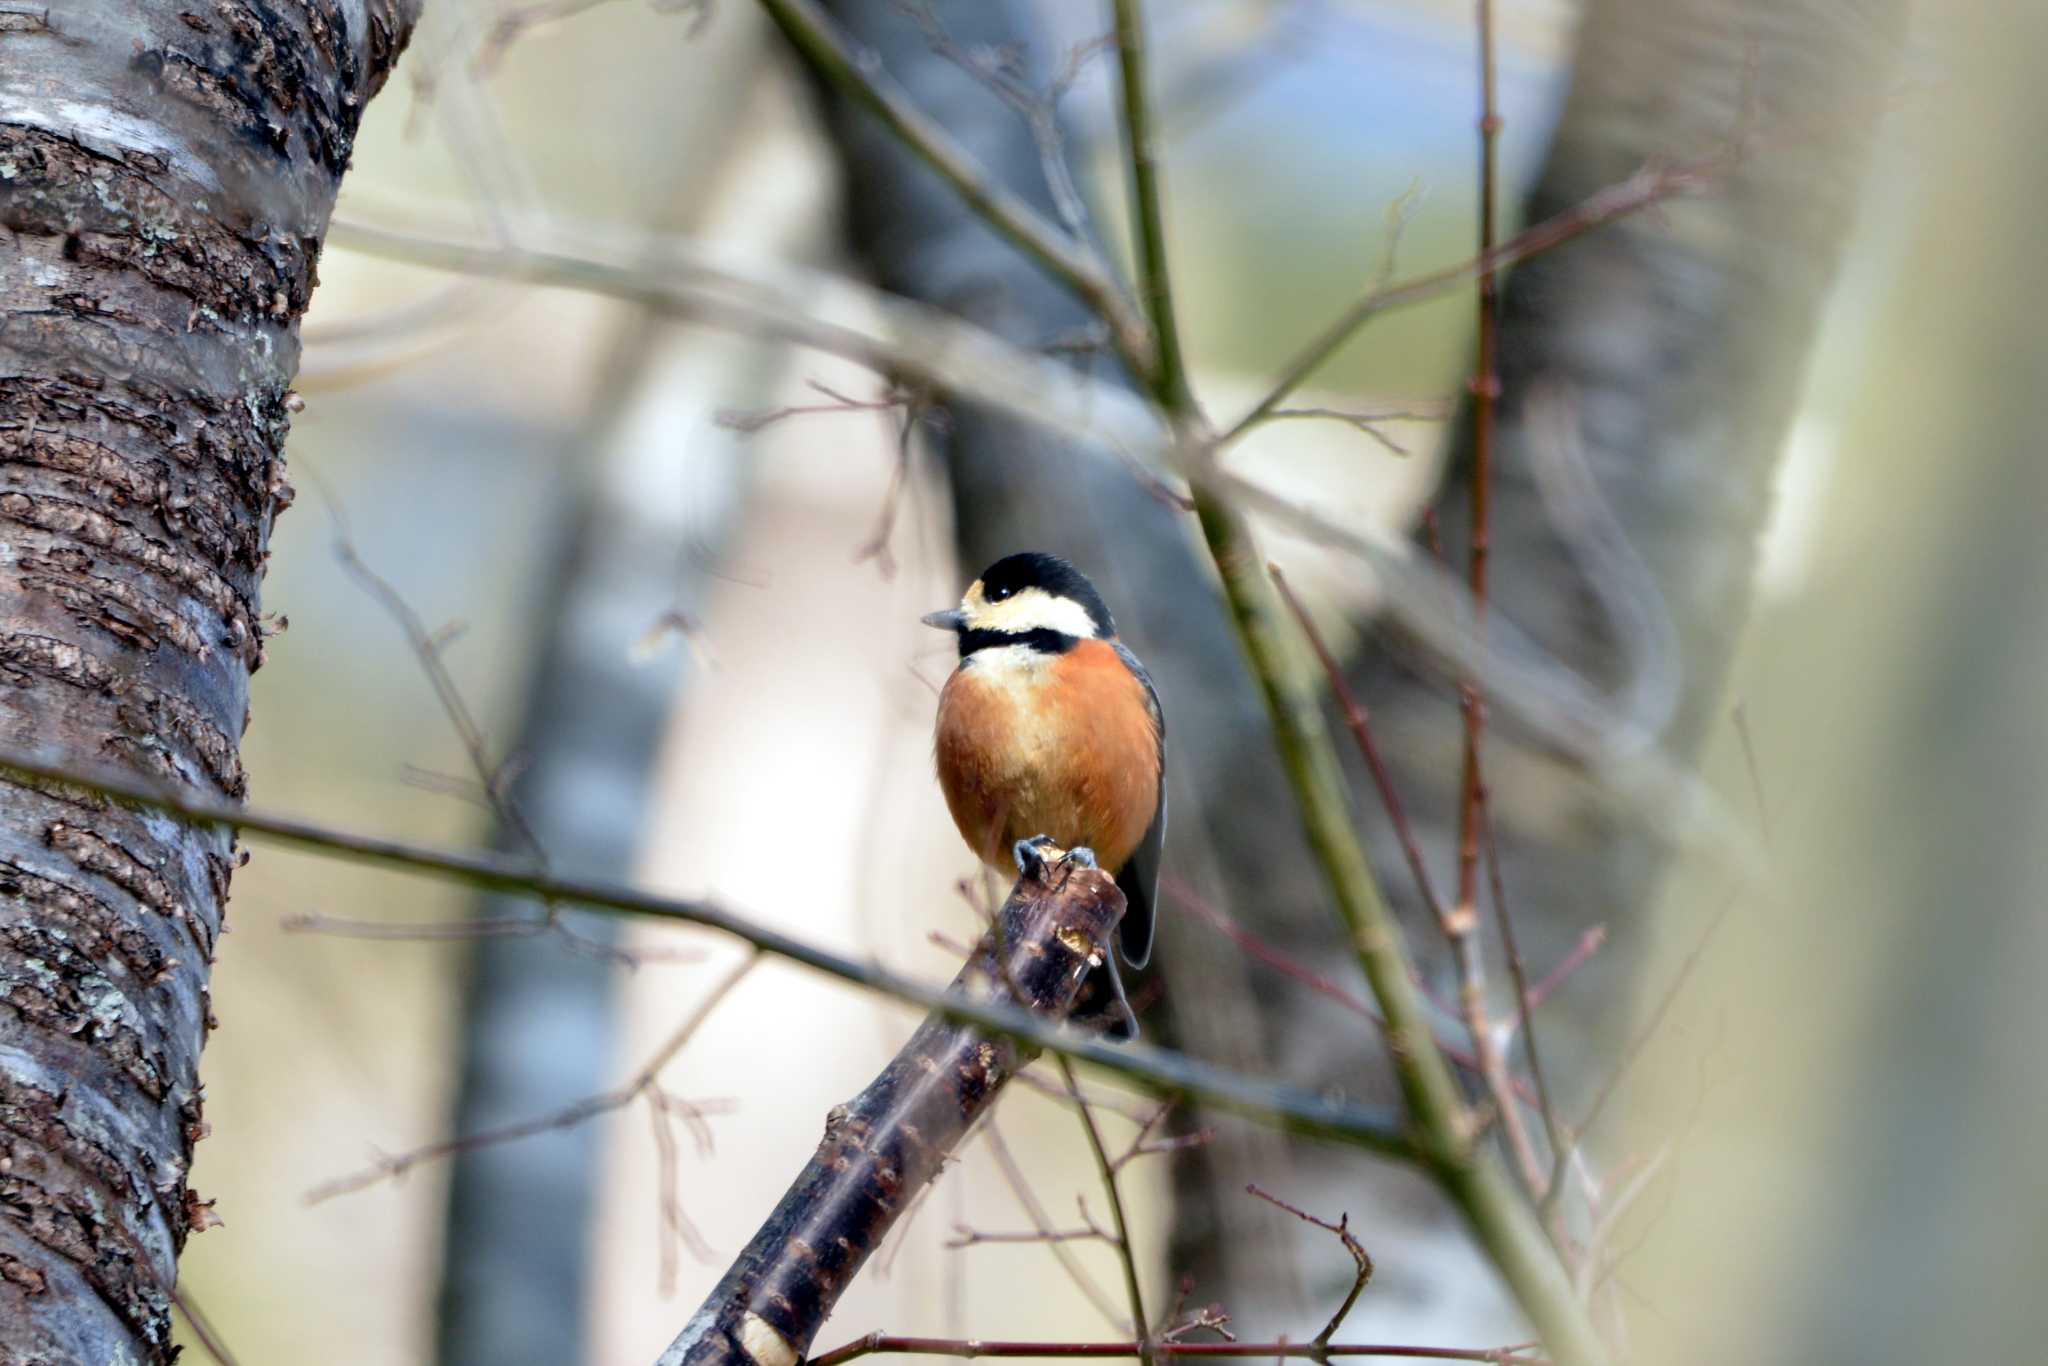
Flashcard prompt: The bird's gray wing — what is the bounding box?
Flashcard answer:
[1111,641,1165,968]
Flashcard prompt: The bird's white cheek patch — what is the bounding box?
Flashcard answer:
[973,587,1099,638]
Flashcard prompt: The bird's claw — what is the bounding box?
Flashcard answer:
[1012,835,1097,880]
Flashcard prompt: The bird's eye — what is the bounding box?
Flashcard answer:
[986,582,1015,602]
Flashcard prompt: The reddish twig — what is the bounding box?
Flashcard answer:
[896,2,1108,241]
[1266,565,1446,922]
[1433,0,1552,1205]
[1161,874,1532,1106]
[1245,1185,1375,1347]
[807,1335,1549,1365]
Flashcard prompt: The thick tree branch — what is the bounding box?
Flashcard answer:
[656,847,1124,1366]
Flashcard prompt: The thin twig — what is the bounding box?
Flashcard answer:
[716,378,911,432]
[1571,894,1732,1154]
[305,951,758,1205]
[947,1225,1112,1249]
[1221,156,1729,442]
[303,468,654,962]
[1482,801,1563,1203]
[0,747,1411,1154]
[1432,0,1552,1207]
[1013,1064,1163,1126]
[1254,404,1453,457]
[1512,927,1607,1028]
[474,0,712,78]
[1055,1054,1152,1366]
[1265,566,1447,923]
[169,1287,242,1366]
[1245,1185,1375,1347]
[807,1335,1549,1365]
[749,0,1154,377]
[984,1118,1128,1332]
[896,2,1106,241]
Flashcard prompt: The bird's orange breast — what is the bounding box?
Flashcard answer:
[934,639,1160,874]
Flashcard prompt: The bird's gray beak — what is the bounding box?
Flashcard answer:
[921,608,966,631]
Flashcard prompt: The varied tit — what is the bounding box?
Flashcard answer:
[922,552,1166,1039]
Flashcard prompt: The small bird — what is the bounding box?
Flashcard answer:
[922,552,1165,1038]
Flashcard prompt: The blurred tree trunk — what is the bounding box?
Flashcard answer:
[1633,7,2048,1360]
[0,3,419,1361]
[800,0,1898,1345]
[432,53,803,1353]
[1353,0,1907,1081]
[432,323,693,1366]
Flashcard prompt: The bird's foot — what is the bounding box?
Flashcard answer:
[1012,834,1059,879]
[1012,835,1098,882]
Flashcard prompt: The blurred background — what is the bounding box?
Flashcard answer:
[168,1,2048,1364]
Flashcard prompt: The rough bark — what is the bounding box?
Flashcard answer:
[803,0,1901,1343]
[0,4,419,1360]
[659,850,1123,1366]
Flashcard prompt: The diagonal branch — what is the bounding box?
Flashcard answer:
[655,847,1124,1365]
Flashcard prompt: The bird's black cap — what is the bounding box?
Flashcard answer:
[979,552,1117,637]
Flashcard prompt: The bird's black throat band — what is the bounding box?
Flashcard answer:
[956,626,1081,659]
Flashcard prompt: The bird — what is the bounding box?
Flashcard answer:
[922,551,1165,1039]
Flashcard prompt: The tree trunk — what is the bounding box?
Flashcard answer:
[0,5,419,1360]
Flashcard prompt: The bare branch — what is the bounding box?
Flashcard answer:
[304,953,757,1206]
[169,1288,243,1366]
[749,0,1154,375]
[1055,1055,1150,1362]
[806,1335,1549,1364]
[1244,1185,1374,1347]
[1221,156,1731,441]
[657,849,1127,1364]
[475,0,712,79]
[984,1118,1127,1332]
[0,748,1410,1155]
